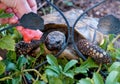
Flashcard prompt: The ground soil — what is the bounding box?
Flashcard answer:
[36,0,120,19]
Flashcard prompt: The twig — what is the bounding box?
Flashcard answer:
[37,1,47,10]
[111,34,120,44]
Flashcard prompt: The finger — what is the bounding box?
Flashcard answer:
[0,3,7,10]
[8,15,18,24]
[5,8,13,13]
[0,18,9,24]
[1,0,17,8]
[15,0,32,18]
[27,0,37,13]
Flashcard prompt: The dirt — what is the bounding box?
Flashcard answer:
[36,0,120,19]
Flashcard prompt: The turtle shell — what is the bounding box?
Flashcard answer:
[14,9,112,64]
[41,9,112,64]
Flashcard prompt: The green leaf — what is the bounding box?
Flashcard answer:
[75,66,87,74]
[64,60,78,72]
[0,61,6,75]
[12,29,22,42]
[46,54,58,66]
[12,76,22,84]
[93,73,104,84]
[107,43,115,51]
[105,71,120,84]
[63,70,74,79]
[39,43,45,55]
[63,1,73,6]
[33,80,45,84]
[6,62,16,71]
[48,77,62,84]
[25,72,33,81]
[0,10,13,18]
[17,55,29,70]
[0,13,13,18]
[109,34,115,42]
[100,38,108,50]
[109,62,120,72]
[45,69,59,77]
[33,80,41,84]
[41,74,48,83]
[7,51,16,62]
[47,66,60,74]
[77,78,92,84]
[75,58,98,74]
[0,36,15,51]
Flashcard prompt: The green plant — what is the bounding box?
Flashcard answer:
[0,8,120,84]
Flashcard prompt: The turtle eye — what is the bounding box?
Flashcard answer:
[77,39,112,64]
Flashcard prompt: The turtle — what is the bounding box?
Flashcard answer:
[14,9,114,64]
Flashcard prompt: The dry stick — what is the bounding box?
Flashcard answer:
[37,1,47,10]
[111,34,120,44]
[22,75,28,84]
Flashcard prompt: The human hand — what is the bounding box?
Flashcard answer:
[1,0,37,18]
[0,0,37,24]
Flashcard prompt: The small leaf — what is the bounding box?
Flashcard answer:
[45,69,59,77]
[46,54,58,66]
[109,62,120,72]
[64,60,78,72]
[105,71,120,84]
[17,55,29,70]
[0,10,13,18]
[6,62,16,71]
[109,34,115,42]
[33,80,41,84]
[107,43,115,51]
[48,77,62,84]
[46,66,60,74]
[75,58,98,74]
[77,78,92,84]
[0,61,6,75]
[100,38,108,50]
[25,72,33,81]
[93,73,104,84]
[0,13,13,18]
[12,76,22,84]
[41,74,48,83]
[0,36,15,51]
[39,43,45,55]
[63,70,74,79]
[75,67,87,74]
[63,1,73,6]
[7,51,16,62]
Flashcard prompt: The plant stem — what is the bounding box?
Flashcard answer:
[111,34,120,44]
[0,71,20,81]
[23,69,42,79]
[96,64,102,73]
[0,76,12,81]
